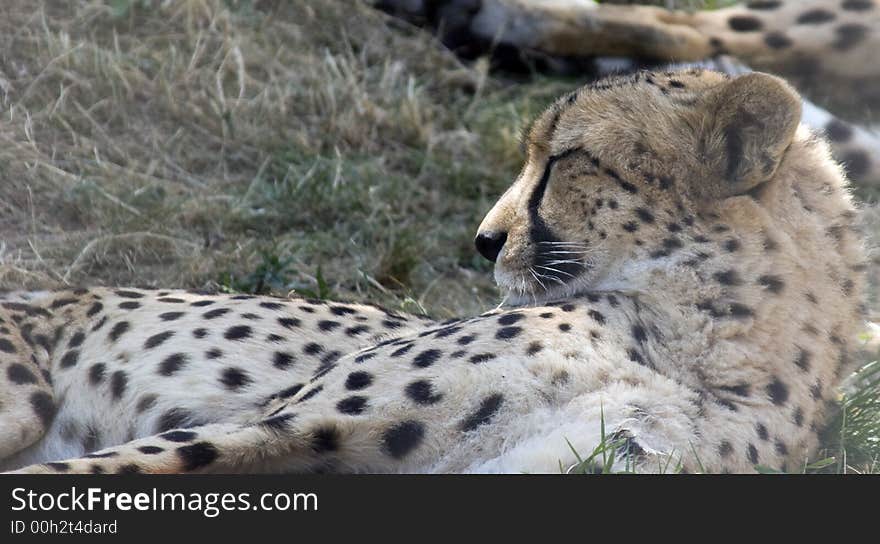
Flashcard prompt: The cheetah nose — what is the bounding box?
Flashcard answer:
[474,231,508,263]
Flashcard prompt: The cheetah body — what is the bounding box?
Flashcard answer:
[1,68,867,474]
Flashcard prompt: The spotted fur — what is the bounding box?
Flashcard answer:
[2,69,866,474]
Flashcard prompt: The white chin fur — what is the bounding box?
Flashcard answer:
[493,265,592,307]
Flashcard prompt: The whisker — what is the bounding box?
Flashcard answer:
[535,264,577,279]
[528,268,548,292]
[533,269,566,286]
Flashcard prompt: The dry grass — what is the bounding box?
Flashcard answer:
[0,0,572,317]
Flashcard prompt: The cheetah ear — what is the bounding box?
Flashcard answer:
[697,72,802,197]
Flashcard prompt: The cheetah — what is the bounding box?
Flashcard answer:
[375,0,880,191]
[2,68,867,474]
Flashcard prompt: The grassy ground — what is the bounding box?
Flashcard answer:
[0,0,876,472]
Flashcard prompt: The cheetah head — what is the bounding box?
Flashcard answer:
[476,70,802,305]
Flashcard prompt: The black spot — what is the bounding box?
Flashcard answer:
[68,331,86,348]
[457,334,477,345]
[60,350,80,368]
[723,239,741,252]
[111,371,128,400]
[795,348,812,372]
[355,352,376,364]
[405,380,443,405]
[177,442,219,471]
[137,395,157,413]
[220,367,251,390]
[381,420,425,459]
[498,313,524,326]
[278,317,301,329]
[728,15,763,31]
[713,269,740,286]
[561,303,576,312]
[460,393,504,432]
[161,430,198,442]
[588,310,606,325]
[303,343,323,356]
[86,302,103,317]
[138,446,164,454]
[261,413,296,431]
[720,383,751,397]
[119,301,141,310]
[842,0,874,11]
[825,119,853,143]
[157,297,185,303]
[412,349,442,368]
[159,312,185,321]
[273,351,295,369]
[190,300,215,307]
[793,407,804,427]
[144,331,175,350]
[312,426,340,453]
[766,378,789,405]
[775,440,788,456]
[30,391,56,426]
[627,349,645,365]
[298,385,323,403]
[192,328,208,339]
[746,1,781,9]
[622,222,639,233]
[7,363,37,384]
[224,325,252,341]
[469,353,496,364]
[318,320,341,332]
[496,326,522,340]
[796,9,836,24]
[758,275,785,293]
[337,396,368,415]
[159,353,188,376]
[0,338,14,353]
[756,422,769,441]
[345,371,373,390]
[833,23,869,51]
[46,462,70,472]
[108,321,130,342]
[206,348,223,360]
[635,208,654,224]
[157,408,193,432]
[728,303,753,318]
[259,302,284,310]
[747,443,759,464]
[558,323,571,332]
[115,290,144,299]
[88,363,106,385]
[203,308,231,319]
[391,344,414,357]
[718,440,733,457]
[526,341,543,356]
[631,325,647,344]
[382,319,404,330]
[346,325,370,336]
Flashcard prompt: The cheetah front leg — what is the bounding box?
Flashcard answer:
[0,312,56,462]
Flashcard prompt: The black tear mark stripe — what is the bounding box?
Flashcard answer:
[527,147,582,244]
[527,147,590,279]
